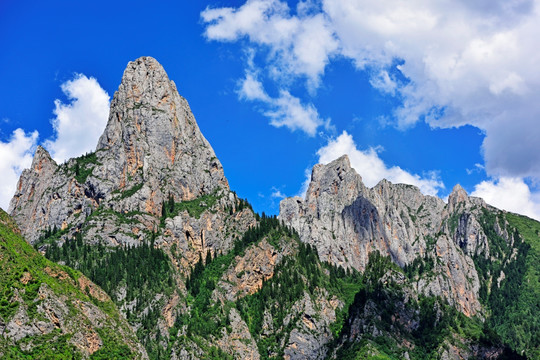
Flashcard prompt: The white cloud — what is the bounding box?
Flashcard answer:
[271,188,286,199]
[202,0,540,182]
[44,74,110,163]
[0,129,38,210]
[202,0,338,87]
[239,72,271,102]
[0,74,109,211]
[238,73,326,135]
[297,168,313,198]
[266,90,324,135]
[369,69,397,95]
[472,177,540,221]
[315,131,444,196]
[466,163,485,175]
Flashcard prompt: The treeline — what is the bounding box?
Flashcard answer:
[403,252,435,279]
[44,232,175,307]
[71,151,100,184]
[170,214,301,345]
[186,214,296,297]
[233,213,297,255]
[332,251,524,360]
[489,213,540,358]
[160,191,253,225]
[225,195,252,215]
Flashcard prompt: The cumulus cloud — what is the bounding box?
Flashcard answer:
[472,177,540,221]
[44,74,110,163]
[0,74,109,210]
[314,131,444,196]
[238,73,326,135]
[0,129,38,210]
[202,0,540,182]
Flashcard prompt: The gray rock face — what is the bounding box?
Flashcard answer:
[217,308,260,360]
[282,290,340,360]
[8,146,87,244]
[95,56,228,207]
[162,197,256,272]
[279,155,495,316]
[9,56,232,246]
[6,56,259,358]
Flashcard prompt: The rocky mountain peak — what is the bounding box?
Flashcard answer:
[9,56,232,243]
[310,155,353,184]
[92,56,228,202]
[30,145,56,173]
[280,158,485,315]
[448,184,469,212]
[98,56,190,149]
[8,146,58,216]
[306,155,365,207]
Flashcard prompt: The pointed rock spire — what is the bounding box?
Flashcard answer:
[93,56,229,205]
[448,184,469,211]
[307,154,365,201]
[31,146,57,173]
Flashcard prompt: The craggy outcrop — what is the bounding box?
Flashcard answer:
[7,57,537,359]
[280,155,492,316]
[9,56,231,246]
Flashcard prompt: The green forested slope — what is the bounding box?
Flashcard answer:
[0,209,144,359]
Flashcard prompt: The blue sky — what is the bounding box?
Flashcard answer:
[1,0,540,219]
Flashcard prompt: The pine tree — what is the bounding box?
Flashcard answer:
[168,192,175,213]
[205,249,212,265]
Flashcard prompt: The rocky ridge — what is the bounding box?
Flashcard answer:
[5,56,538,359]
[9,56,232,247]
[279,155,490,317]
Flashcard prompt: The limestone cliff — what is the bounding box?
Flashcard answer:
[9,56,231,246]
[280,155,503,317]
[6,57,537,359]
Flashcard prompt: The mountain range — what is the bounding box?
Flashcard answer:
[1,56,538,360]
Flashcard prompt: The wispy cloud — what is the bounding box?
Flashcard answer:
[271,187,286,199]
[238,72,327,136]
[202,0,338,88]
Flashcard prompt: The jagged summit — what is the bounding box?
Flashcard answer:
[306,155,365,205]
[280,158,482,316]
[9,56,233,243]
[29,145,56,173]
[95,56,228,200]
[97,56,178,151]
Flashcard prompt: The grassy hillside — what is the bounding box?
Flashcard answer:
[0,209,144,359]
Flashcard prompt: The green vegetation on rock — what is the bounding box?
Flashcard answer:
[70,152,101,184]
[0,209,141,359]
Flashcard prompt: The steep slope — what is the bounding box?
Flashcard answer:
[280,156,483,316]
[7,56,256,359]
[280,155,539,358]
[9,56,230,246]
[6,56,538,359]
[0,209,146,359]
